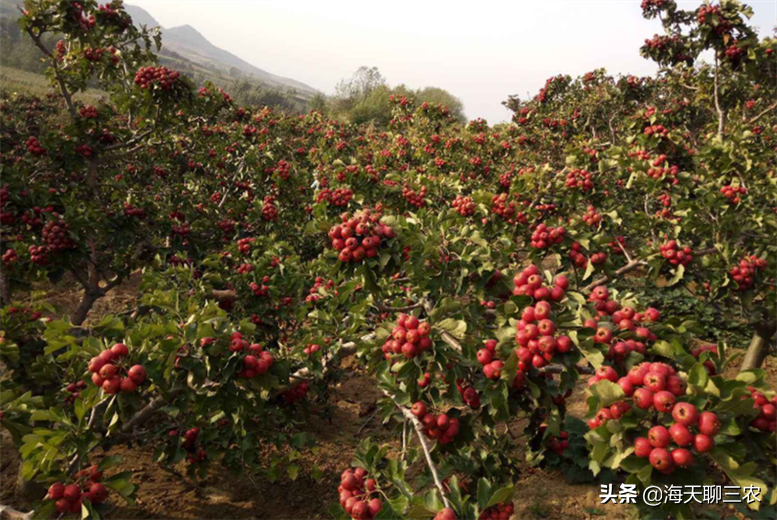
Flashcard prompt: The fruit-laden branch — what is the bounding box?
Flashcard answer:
[582,259,648,293]
[421,299,463,354]
[19,8,76,121]
[746,100,777,125]
[583,247,719,293]
[384,391,451,509]
[115,336,369,437]
[286,339,364,383]
[0,504,33,520]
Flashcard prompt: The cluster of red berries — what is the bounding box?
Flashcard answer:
[569,242,606,267]
[491,193,527,224]
[402,185,426,208]
[690,343,718,374]
[249,278,270,297]
[530,223,565,249]
[720,184,747,204]
[632,403,720,474]
[748,388,776,432]
[123,203,146,218]
[545,430,570,456]
[457,381,481,409]
[88,343,146,394]
[47,466,107,514]
[381,314,433,359]
[338,467,383,520]
[75,144,94,158]
[230,336,273,379]
[172,222,190,236]
[2,248,18,266]
[281,381,310,404]
[217,219,236,235]
[304,276,335,303]
[515,300,574,372]
[237,237,253,255]
[640,0,667,14]
[729,255,766,291]
[565,168,593,190]
[451,195,475,216]
[582,205,602,226]
[646,165,679,184]
[724,44,745,62]
[26,136,46,156]
[79,105,98,119]
[660,240,693,266]
[328,209,395,263]
[512,265,567,301]
[29,245,50,265]
[586,287,659,341]
[478,502,514,520]
[317,187,353,207]
[177,427,207,464]
[476,339,505,380]
[410,402,460,444]
[134,66,181,90]
[261,196,278,221]
[63,380,87,405]
[303,343,321,355]
[697,4,732,35]
[0,186,11,224]
[42,219,75,251]
[616,361,686,408]
[236,263,253,274]
[643,124,669,137]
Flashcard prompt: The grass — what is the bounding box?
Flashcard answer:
[0,66,106,103]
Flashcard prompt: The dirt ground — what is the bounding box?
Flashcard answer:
[2,278,775,519]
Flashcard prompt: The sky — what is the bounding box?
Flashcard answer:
[129,0,777,123]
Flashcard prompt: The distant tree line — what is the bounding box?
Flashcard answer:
[312,66,466,126]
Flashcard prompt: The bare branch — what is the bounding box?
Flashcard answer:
[582,259,648,293]
[21,17,76,120]
[385,391,451,508]
[0,504,34,520]
[746,101,777,126]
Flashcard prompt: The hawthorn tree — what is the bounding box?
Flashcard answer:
[0,1,775,519]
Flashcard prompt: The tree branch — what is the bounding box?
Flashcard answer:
[21,15,76,121]
[582,259,648,293]
[746,101,777,126]
[0,504,33,520]
[713,56,725,137]
[385,391,451,509]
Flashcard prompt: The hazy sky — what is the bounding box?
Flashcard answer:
[130,1,776,123]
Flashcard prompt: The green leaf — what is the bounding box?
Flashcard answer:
[590,380,625,407]
[667,264,685,286]
[486,486,515,508]
[436,318,467,340]
[287,464,299,481]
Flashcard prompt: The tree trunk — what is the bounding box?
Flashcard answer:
[740,320,777,371]
[72,291,99,326]
[0,264,11,306]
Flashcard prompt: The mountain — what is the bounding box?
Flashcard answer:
[123,4,317,97]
